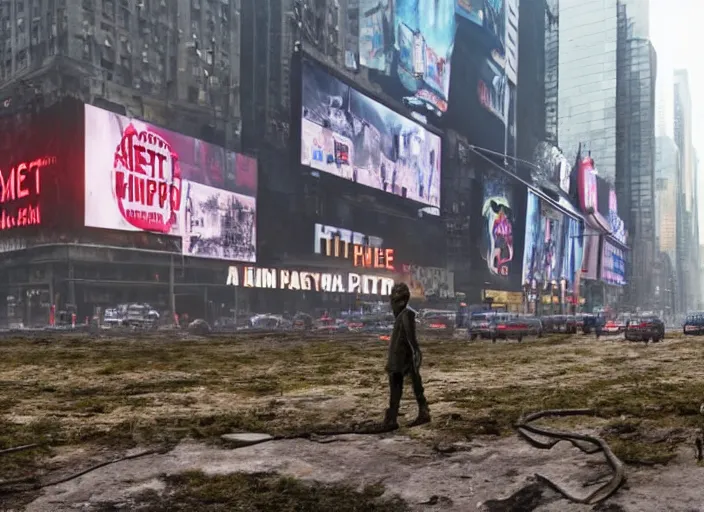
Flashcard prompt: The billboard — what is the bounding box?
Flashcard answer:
[607,189,627,245]
[562,217,584,294]
[181,181,256,262]
[577,156,598,213]
[601,239,626,286]
[398,264,455,299]
[479,167,519,284]
[521,191,541,284]
[300,59,441,211]
[521,192,566,285]
[84,104,257,261]
[358,0,457,115]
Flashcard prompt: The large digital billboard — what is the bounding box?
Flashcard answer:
[562,217,584,295]
[300,59,441,212]
[522,192,567,285]
[601,239,626,286]
[479,167,517,282]
[181,181,256,262]
[358,0,457,116]
[84,104,257,262]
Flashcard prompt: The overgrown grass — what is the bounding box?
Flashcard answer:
[2,332,704,482]
[93,471,409,512]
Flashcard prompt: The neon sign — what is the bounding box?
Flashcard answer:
[226,266,395,295]
[0,155,55,231]
[322,237,395,270]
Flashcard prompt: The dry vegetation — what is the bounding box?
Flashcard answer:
[2,330,704,509]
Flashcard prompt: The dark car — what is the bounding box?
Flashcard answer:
[468,312,499,340]
[683,313,704,335]
[577,313,597,334]
[541,315,578,334]
[625,314,665,342]
[418,309,456,335]
[491,314,542,343]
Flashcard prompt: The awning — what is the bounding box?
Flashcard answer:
[585,212,611,233]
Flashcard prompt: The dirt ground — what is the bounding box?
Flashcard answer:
[3,330,704,511]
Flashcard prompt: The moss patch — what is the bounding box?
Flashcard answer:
[94,471,409,512]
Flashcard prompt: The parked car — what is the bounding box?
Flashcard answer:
[683,313,704,335]
[491,314,542,343]
[468,311,502,340]
[250,314,292,330]
[602,315,628,335]
[576,313,597,334]
[418,309,456,334]
[292,312,313,331]
[625,314,665,342]
[541,315,578,334]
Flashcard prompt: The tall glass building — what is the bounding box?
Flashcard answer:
[557,0,619,181]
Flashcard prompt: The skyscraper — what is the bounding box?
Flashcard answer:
[622,37,657,306]
[0,0,242,146]
[674,69,700,309]
[557,0,619,181]
[655,136,679,262]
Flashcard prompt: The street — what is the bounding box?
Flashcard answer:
[2,330,704,510]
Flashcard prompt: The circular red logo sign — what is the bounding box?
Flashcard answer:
[113,123,182,233]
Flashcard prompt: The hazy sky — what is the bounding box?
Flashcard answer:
[649,0,704,235]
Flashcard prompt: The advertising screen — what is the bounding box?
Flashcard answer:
[300,59,441,211]
[521,191,541,285]
[480,168,517,281]
[181,181,256,262]
[358,0,457,115]
[601,240,626,286]
[522,193,566,285]
[84,104,257,261]
[577,156,598,213]
[561,217,584,290]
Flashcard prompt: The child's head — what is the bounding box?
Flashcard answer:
[390,282,411,308]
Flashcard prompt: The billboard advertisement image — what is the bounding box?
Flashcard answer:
[300,59,441,211]
[521,193,566,285]
[358,0,457,116]
[84,104,257,261]
[539,202,565,285]
[473,166,527,290]
[522,191,541,284]
[601,240,626,286]
[562,217,584,292]
[181,181,256,262]
[480,169,516,280]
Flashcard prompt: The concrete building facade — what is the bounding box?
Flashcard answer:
[0,0,242,147]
